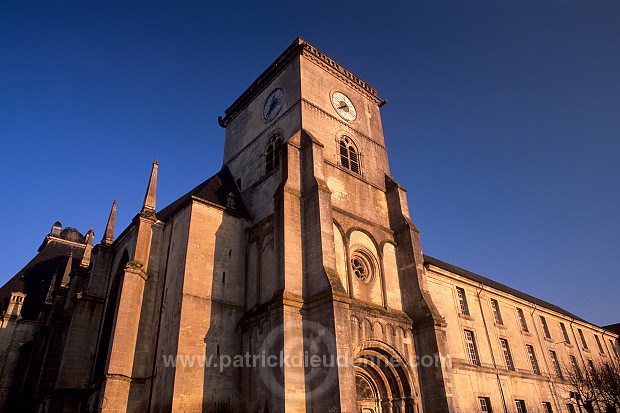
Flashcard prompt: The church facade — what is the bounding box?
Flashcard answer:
[0,38,617,413]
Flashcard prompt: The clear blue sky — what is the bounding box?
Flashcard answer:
[1,1,619,326]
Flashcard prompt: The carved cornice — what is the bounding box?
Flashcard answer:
[124,263,148,281]
[300,41,384,106]
[219,37,384,127]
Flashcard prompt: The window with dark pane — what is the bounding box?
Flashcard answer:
[490,299,503,325]
[517,308,529,332]
[560,322,571,344]
[479,397,492,413]
[266,134,282,173]
[595,335,604,354]
[464,330,481,366]
[549,350,563,379]
[515,400,527,413]
[456,287,470,316]
[526,344,540,375]
[339,136,360,174]
[570,355,581,379]
[540,316,552,339]
[578,329,588,349]
[499,338,514,371]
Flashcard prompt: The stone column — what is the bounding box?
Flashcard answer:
[99,265,148,413]
[271,133,307,413]
[298,130,356,413]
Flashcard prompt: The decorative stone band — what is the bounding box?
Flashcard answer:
[104,373,132,383]
[104,373,154,384]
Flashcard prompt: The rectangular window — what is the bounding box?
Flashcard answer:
[499,338,515,371]
[560,323,571,344]
[540,316,552,339]
[456,287,470,316]
[517,308,529,332]
[595,335,604,354]
[490,299,503,325]
[567,404,576,413]
[526,344,541,375]
[543,402,553,413]
[570,355,581,378]
[611,339,619,357]
[479,397,492,413]
[464,330,481,366]
[515,400,527,413]
[578,329,588,349]
[549,350,563,379]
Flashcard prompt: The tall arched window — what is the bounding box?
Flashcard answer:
[339,136,360,174]
[265,133,282,173]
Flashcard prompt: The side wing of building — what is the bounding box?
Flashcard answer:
[424,255,620,413]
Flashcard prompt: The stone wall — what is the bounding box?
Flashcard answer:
[426,262,620,413]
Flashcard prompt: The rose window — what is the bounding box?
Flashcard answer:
[350,250,375,282]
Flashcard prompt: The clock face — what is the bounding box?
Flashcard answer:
[263,88,284,122]
[331,92,357,121]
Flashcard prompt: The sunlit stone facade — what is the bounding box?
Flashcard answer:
[0,38,617,413]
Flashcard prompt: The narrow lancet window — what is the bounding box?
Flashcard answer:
[266,133,282,173]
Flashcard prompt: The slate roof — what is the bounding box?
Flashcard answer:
[157,165,251,222]
[424,255,588,324]
[603,323,620,335]
[0,239,84,320]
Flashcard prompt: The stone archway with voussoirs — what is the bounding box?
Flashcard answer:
[354,340,419,413]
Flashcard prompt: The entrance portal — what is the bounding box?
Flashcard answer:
[354,341,417,413]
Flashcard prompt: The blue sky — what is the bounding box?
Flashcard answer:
[1,1,618,325]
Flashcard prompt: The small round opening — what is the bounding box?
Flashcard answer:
[350,250,374,282]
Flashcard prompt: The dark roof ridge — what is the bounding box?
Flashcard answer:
[423,254,590,325]
[157,165,251,222]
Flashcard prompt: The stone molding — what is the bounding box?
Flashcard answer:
[104,373,132,383]
[124,263,148,282]
[301,99,388,152]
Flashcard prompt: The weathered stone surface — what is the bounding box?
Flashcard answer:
[0,37,617,413]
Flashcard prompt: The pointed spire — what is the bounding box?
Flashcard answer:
[61,254,73,287]
[45,270,58,304]
[141,158,158,216]
[85,228,94,245]
[80,228,94,268]
[102,200,117,246]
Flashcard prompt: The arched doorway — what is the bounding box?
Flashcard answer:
[356,372,380,413]
[354,341,417,413]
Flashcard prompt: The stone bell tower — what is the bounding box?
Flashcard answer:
[218,38,445,413]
